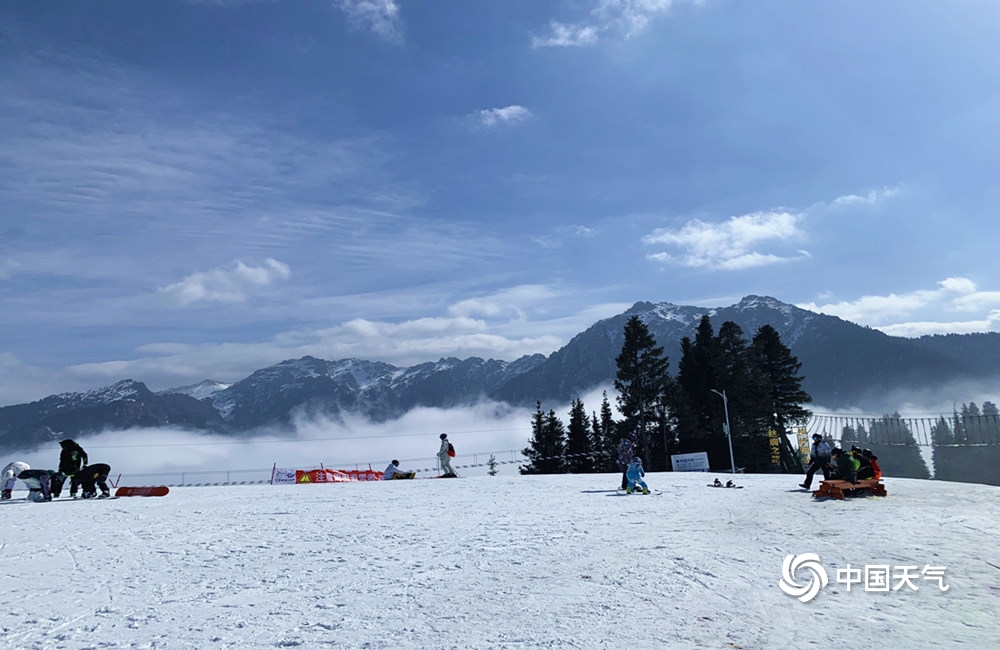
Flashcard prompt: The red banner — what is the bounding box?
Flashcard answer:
[294,469,382,483]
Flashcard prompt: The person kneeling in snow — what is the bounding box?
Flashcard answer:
[2,461,30,499]
[17,469,62,502]
[78,463,112,498]
[383,460,415,480]
[625,457,650,494]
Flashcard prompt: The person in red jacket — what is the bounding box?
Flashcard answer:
[862,449,882,479]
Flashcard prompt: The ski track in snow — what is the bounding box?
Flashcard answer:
[1,472,999,649]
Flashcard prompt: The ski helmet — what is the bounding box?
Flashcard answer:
[439,433,447,440]
[391,460,399,466]
[811,433,822,440]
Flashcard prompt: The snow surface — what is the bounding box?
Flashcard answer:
[2,471,998,649]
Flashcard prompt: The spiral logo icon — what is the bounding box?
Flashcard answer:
[779,553,829,602]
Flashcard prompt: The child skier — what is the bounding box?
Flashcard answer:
[625,456,650,494]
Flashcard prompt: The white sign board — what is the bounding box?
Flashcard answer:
[671,452,710,472]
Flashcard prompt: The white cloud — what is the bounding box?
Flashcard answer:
[532,0,696,47]
[160,259,291,305]
[334,0,403,43]
[473,105,533,129]
[448,285,560,321]
[798,277,1000,337]
[531,21,600,48]
[831,185,901,207]
[642,211,807,270]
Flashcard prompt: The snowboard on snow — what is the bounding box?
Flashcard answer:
[614,488,662,496]
[708,483,743,489]
[115,486,170,497]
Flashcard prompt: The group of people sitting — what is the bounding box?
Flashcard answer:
[799,432,883,490]
[1,439,112,502]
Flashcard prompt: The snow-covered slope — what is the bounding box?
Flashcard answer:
[1,472,996,649]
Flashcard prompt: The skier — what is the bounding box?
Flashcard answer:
[617,432,637,490]
[625,456,650,494]
[2,460,30,500]
[17,468,59,502]
[78,462,112,498]
[437,433,457,478]
[799,433,832,490]
[57,439,89,498]
[383,460,415,480]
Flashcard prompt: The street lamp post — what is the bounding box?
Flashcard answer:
[711,389,737,475]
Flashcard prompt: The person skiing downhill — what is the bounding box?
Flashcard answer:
[2,461,30,499]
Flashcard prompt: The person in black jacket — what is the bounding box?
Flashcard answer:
[830,448,857,484]
[851,446,875,480]
[58,439,89,497]
[78,463,112,498]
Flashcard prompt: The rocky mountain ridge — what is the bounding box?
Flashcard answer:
[2,295,998,453]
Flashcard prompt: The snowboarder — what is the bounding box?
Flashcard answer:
[383,460,415,480]
[617,432,637,490]
[437,433,457,478]
[17,469,59,502]
[78,462,112,498]
[58,439,89,498]
[799,433,832,489]
[625,456,650,494]
[2,460,30,499]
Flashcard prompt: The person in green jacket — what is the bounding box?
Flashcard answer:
[831,448,857,484]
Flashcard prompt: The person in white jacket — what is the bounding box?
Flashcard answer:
[437,433,457,478]
[799,433,833,489]
[1,461,30,500]
[383,460,415,480]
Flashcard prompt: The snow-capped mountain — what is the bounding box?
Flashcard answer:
[2,295,999,453]
[159,380,231,401]
[0,379,224,451]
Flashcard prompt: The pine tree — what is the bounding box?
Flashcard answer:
[520,402,568,474]
[487,453,499,476]
[566,398,593,473]
[674,316,722,441]
[614,316,671,469]
[867,412,930,479]
[749,324,813,435]
[593,391,618,472]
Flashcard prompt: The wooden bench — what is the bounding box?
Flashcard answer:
[812,478,886,500]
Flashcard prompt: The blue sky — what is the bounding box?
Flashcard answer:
[2,0,1000,406]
